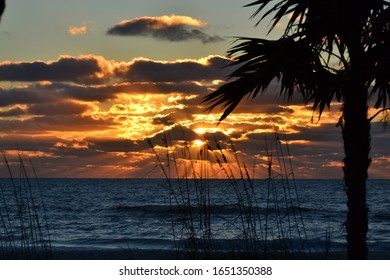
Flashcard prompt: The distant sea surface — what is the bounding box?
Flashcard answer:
[1,178,389,257]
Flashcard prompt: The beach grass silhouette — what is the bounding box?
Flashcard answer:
[0,151,51,259]
[147,131,339,259]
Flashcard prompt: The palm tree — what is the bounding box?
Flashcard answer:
[0,0,5,21]
[204,0,389,259]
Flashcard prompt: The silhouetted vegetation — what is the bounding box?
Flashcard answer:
[0,152,51,259]
[147,132,338,259]
[0,0,5,21]
[204,0,389,259]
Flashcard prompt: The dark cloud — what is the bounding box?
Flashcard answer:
[107,15,224,44]
[28,101,91,116]
[86,125,198,152]
[227,103,296,116]
[0,83,114,108]
[152,115,176,126]
[202,131,231,145]
[0,135,62,152]
[86,138,149,153]
[0,135,129,178]
[0,86,58,107]
[0,81,210,110]
[100,81,209,95]
[225,123,349,178]
[0,56,103,83]
[154,125,198,143]
[0,106,27,116]
[0,55,231,109]
[369,123,390,156]
[47,83,118,102]
[123,56,231,83]
[0,115,117,133]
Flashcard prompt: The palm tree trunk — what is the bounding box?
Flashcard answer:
[342,84,370,259]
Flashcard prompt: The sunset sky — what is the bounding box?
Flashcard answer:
[0,0,389,179]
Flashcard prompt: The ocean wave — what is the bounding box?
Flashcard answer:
[2,178,389,259]
[372,212,390,222]
[50,237,176,250]
[113,204,316,217]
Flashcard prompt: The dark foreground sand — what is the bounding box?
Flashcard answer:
[48,248,390,260]
[51,248,177,260]
[3,247,389,260]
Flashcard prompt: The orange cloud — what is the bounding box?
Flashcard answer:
[0,53,388,179]
[119,15,206,30]
[68,25,87,35]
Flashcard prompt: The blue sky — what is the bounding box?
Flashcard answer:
[0,0,267,61]
[0,0,388,179]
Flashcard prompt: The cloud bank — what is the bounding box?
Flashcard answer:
[0,54,388,179]
[0,55,103,83]
[107,15,224,44]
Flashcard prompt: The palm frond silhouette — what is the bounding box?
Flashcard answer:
[204,0,390,259]
[0,1,5,21]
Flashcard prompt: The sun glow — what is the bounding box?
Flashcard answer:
[194,127,219,135]
[194,128,206,135]
[193,139,206,148]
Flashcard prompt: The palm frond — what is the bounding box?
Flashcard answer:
[205,1,389,123]
[203,36,341,122]
[245,0,304,33]
[368,4,390,108]
[246,0,389,45]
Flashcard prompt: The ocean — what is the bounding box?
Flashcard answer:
[0,178,389,259]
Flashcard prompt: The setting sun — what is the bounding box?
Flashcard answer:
[193,139,206,148]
